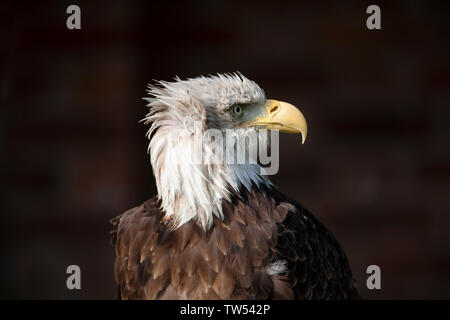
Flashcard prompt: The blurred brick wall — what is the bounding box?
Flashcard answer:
[1,1,449,299]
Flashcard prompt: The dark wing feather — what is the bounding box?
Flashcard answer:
[268,187,361,300]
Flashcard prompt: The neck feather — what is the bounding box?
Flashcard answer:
[149,126,272,230]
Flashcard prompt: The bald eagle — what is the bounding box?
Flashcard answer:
[111,73,360,300]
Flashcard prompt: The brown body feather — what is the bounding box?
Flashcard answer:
[110,186,360,299]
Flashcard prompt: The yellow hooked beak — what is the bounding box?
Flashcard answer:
[241,99,308,144]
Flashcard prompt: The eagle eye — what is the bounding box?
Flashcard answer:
[231,104,245,118]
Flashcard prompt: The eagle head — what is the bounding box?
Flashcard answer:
[143,73,307,230]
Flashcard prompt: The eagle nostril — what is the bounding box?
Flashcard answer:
[269,105,279,114]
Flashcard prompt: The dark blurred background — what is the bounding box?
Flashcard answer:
[1,1,449,299]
